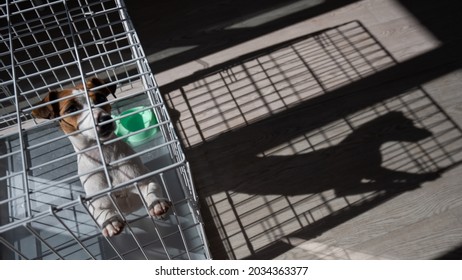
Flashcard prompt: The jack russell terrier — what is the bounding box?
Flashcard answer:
[31,77,171,237]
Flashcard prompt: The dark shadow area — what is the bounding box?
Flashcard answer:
[159,19,462,259]
[397,0,462,44]
[125,0,360,73]
[436,245,462,260]
[125,0,462,75]
[196,111,443,197]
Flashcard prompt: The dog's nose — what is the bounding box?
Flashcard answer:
[98,114,112,124]
[97,114,114,138]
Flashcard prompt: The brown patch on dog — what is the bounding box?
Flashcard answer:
[31,77,116,128]
[89,91,112,114]
[58,91,82,134]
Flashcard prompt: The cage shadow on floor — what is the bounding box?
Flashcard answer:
[163,21,462,259]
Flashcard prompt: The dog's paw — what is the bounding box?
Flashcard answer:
[148,199,171,219]
[101,216,125,237]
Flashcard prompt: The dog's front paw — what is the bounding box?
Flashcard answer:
[101,216,125,237]
[148,200,171,219]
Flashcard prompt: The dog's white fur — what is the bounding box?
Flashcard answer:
[32,78,171,237]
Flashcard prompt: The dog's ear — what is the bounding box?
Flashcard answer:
[106,81,117,98]
[31,91,60,119]
[86,77,117,98]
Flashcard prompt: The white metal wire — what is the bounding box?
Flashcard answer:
[0,0,210,260]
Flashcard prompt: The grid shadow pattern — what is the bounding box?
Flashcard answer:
[165,21,462,259]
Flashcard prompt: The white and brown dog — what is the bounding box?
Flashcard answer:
[32,77,171,237]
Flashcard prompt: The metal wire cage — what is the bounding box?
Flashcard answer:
[0,0,210,260]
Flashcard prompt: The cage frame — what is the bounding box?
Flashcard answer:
[0,0,210,260]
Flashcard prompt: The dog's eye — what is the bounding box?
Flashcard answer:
[65,104,80,114]
[93,94,107,104]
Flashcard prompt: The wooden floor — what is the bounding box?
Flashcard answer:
[126,0,462,259]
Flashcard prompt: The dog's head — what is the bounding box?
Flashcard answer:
[32,77,117,141]
[359,111,432,143]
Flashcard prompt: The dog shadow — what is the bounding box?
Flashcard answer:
[191,111,444,197]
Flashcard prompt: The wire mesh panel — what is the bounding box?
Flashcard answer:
[0,0,209,259]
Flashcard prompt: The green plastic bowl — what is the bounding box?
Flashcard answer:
[114,106,158,146]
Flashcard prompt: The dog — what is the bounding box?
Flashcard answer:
[31,77,171,237]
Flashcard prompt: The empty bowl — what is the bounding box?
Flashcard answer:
[113,106,158,146]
